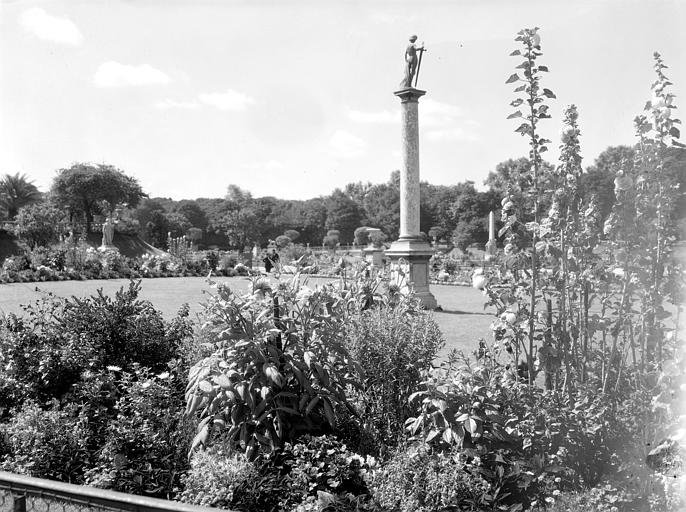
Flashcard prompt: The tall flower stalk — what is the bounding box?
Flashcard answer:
[503,27,555,384]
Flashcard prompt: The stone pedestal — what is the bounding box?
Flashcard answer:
[363,246,384,267]
[385,87,437,309]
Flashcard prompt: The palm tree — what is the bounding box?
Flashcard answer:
[0,173,42,219]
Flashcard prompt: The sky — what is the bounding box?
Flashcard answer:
[1,0,685,201]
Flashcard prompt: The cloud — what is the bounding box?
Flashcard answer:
[421,98,464,128]
[198,90,255,111]
[242,160,284,171]
[154,89,255,112]
[94,61,171,87]
[347,108,399,124]
[329,130,367,159]
[19,7,83,46]
[154,99,200,110]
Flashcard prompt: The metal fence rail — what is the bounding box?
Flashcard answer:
[0,471,225,512]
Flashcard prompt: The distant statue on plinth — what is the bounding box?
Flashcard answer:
[101,217,114,247]
[400,35,425,89]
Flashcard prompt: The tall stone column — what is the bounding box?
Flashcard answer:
[385,87,438,309]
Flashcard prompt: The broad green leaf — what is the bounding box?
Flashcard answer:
[455,412,469,422]
[305,396,320,415]
[198,380,214,393]
[215,373,232,390]
[322,398,336,426]
[510,50,521,56]
[442,427,454,444]
[542,88,556,98]
[505,73,520,84]
[507,111,523,119]
[670,126,680,139]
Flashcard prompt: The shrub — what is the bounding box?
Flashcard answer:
[275,235,292,249]
[84,365,194,499]
[369,446,489,512]
[0,400,91,483]
[12,202,64,249]
[218,252,238,270]
[269,435,374,511]
[55,281,190,372]
[343,301,443,451]
[0,281,192,412]
[354,227,370,246]
[179,445,257,509]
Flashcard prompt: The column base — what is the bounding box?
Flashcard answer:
[385,237,438,310]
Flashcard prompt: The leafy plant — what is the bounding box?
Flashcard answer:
[369,446,490,512]
[84,365,193,499]
[344,300,443,451]
[501,27,556,384]
[185,276,362,459]
[0,400,91,483]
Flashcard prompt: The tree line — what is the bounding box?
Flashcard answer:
[1,146,684,251]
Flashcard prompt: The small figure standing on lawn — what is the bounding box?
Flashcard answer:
[263,246,280,273]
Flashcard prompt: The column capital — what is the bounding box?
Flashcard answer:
[394,87,426,103]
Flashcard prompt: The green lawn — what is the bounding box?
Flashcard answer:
[0,277,495,360]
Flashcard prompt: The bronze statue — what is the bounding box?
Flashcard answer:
[401,35,425,88]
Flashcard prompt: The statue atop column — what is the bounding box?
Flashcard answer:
[400,35,426,89]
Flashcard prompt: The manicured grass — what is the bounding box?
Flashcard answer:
[0,277,495,360]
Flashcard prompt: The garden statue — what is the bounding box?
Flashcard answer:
[101,217,114,247]
[400,35,425,88]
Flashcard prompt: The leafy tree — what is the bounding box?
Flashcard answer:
[275,235,292,249]
[354,226,370,246]
[225,184,253,205]
[582,145,635,222]
[484,157,554,226]
[452,218,487,251]
[12,202,64,249]
[362,172,400,240]
[428,226,446,243]
[134,199,167,243]
[0,173,42,220]
[283,229,300,243]
[323,230,340,250]
[343,181,372,205]
[51,163,146,232]
[165,212,191,238]
[146,210,170,248]
[325,190,363,244]
[175,201,209,232]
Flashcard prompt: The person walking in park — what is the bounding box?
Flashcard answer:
[263,245,280,273]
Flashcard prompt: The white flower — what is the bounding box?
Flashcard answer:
[553,489,560,496]
[106,365,122,371]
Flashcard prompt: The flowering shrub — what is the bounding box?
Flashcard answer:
[369,446,490,512]
[179,445,257,508]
